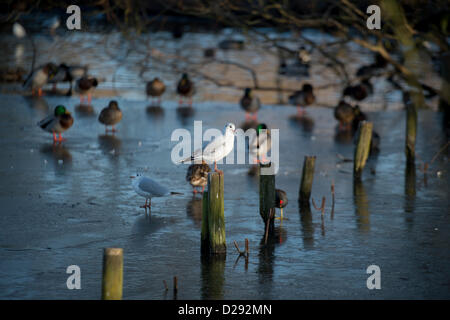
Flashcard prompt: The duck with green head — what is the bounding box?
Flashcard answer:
[240,88,261,121]
[37,105,74,143]
[249,123,271,164]
[177,73,195,106]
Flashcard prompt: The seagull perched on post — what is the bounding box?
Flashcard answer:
[131,174,182,209]
[179,123,236,174]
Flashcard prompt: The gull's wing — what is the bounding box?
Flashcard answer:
[202,134,226,158]
[180,135,226,163]
[139,177,170,197]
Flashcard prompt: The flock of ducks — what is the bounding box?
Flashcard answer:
[29,49,387,218]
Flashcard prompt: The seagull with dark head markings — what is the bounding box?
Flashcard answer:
[179,123,236,174]
[131,174,182,209]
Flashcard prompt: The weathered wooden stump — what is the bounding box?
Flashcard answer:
[101,248,123,300]
[201,172,226,255]
[299,156,316,206]
[354,121,373,179]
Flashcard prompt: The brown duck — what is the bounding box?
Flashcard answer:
[98,100,122,132]
[76,76,98,105]
[146,77,166,105]
[334,101,355,131]
[186,160,211,194]
[177,73,195,106]
[288,83,315,117]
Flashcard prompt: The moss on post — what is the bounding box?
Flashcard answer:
[405,98,418,163]
[201,172,226,255]
[101,248,123,300]
[354,122,373,179]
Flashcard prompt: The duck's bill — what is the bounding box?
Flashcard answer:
[130,176,136,179]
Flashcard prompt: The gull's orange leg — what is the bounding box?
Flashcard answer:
[58,133,66,142]
[214,161,223,175]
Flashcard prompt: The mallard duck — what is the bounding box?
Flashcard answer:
[343,79,373,101]
[186,160,211,194]
[240,88,261,121]
[98,100,122,132]
[48,63,88,96]
[249,123,271,164]
[334,101,355,131]
[37,105,73,142]
[75,76,98,105]
[146,77,166,105]
[23,63,58,97]
[177,73,195,106]
[275,189,288,221]
[288,83,315,117]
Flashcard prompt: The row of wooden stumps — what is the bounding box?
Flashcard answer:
[99,128,376,300]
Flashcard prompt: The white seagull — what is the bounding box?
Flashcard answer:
[179,123,236,174]
[131,174,182,209]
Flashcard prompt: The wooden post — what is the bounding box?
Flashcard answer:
[101,248,123,300]
[200,254,226,299]
[259,163,275,235]
[439,53,450,136]
[299,156,316,206]
[201,172,226,255]
[405,98,417,164]
[201,191,210,254]
[353,179,370,233]
[173,276,178,299]
[353,122,373,179]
